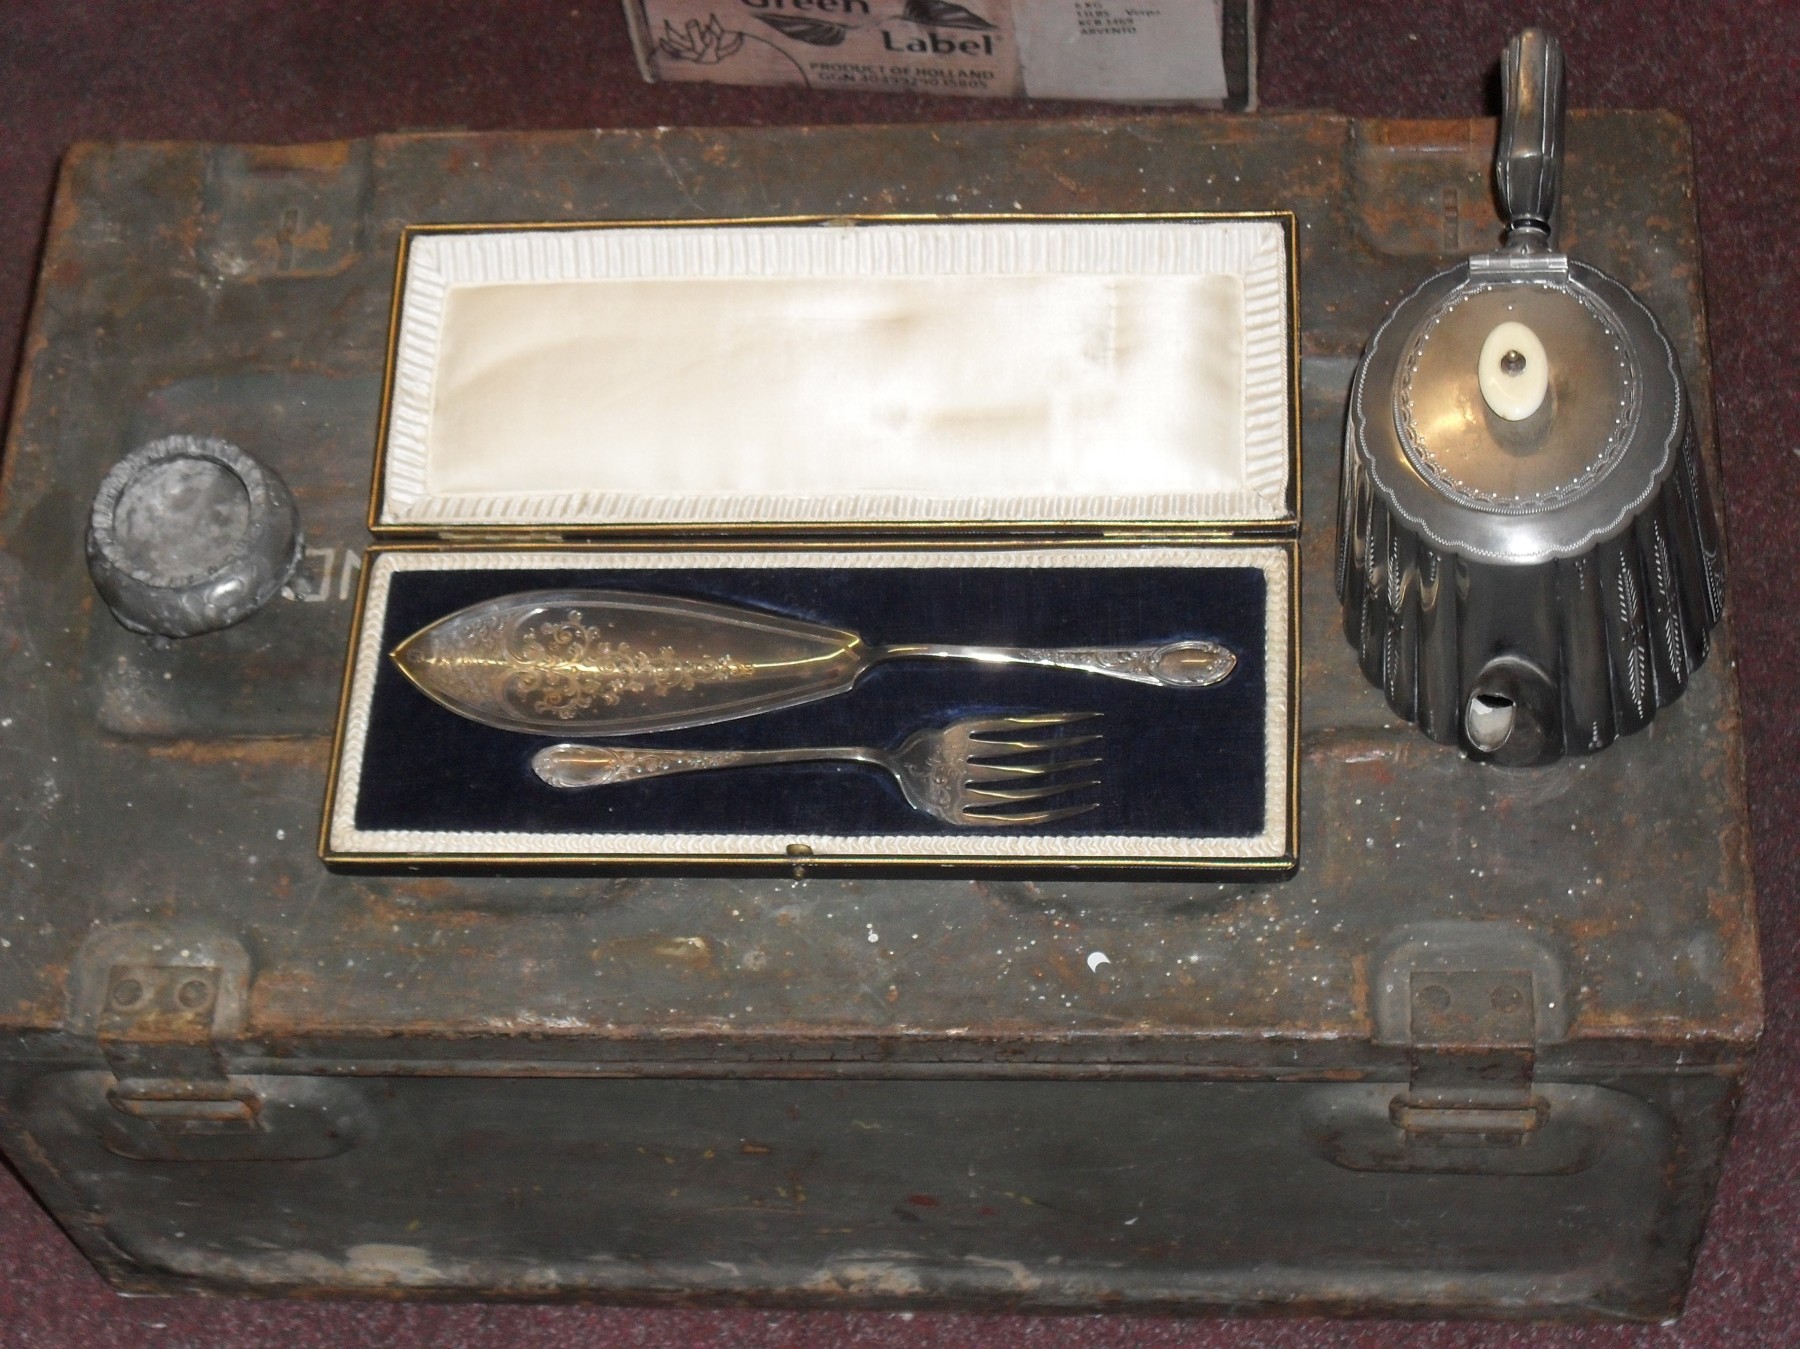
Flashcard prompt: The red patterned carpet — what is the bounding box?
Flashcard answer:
[1,3,1795,1344]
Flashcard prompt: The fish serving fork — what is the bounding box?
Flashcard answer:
[530,712,1103,828]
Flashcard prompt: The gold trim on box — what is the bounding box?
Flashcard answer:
[365,211,1300,542]
[319,538,1299,878]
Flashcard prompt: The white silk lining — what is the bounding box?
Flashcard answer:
[381,220,1291,527]
[432,272,1243,501]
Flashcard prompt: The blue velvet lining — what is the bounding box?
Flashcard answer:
[354,562,1269,840]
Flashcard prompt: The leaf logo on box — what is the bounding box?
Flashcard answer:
[901,0,997,31]
[656,16,746,63]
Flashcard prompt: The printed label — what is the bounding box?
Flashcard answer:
[636,0,1226,102]
[1015,2,1227,102]
[643,0,1019,97]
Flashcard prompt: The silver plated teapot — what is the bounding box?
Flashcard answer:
[1338,29,1724,766]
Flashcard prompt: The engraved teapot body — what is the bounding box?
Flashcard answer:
[1338,30,1724,766]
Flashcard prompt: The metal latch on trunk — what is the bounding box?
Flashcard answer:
[64,922,367,1162]
[97,962,260,1135]
[1393,966,1546,1145]
[1316,922,1590,1175]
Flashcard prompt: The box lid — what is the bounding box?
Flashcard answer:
[371,214,1296,536]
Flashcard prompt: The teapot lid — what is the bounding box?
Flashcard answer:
[1351,31,1687,566]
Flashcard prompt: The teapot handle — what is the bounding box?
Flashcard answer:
[1496,29,1566,251]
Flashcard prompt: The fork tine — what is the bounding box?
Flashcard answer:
[959,711,1101,736]
[961,801,1101,827]
[968,733,1103,755]
[966,778,1102,805]
[964,755,1103,782]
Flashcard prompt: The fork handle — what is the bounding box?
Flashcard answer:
[874,639,1235,688]
[532,742,882,789]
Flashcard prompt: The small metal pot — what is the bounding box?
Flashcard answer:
[1338,30,1724,766]
[87,435,303,639]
